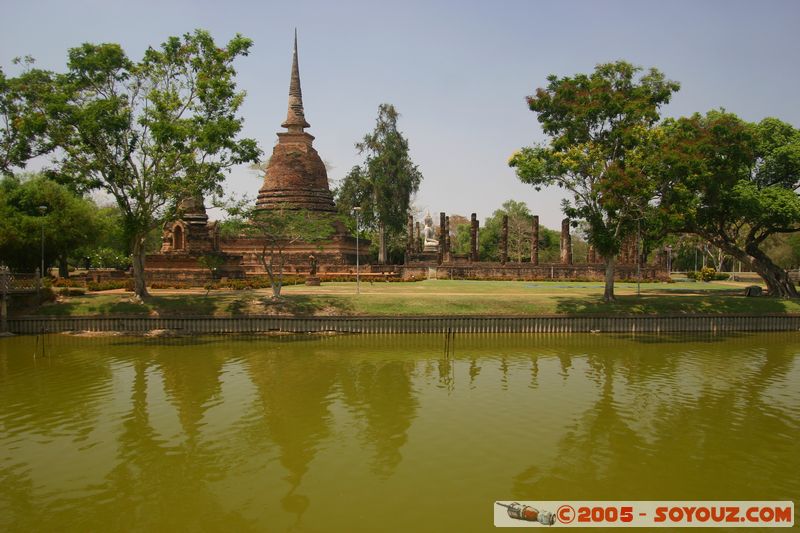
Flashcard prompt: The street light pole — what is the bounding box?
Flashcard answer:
[38,205,47,278]
[636,218,641,297]
[353,207,361,295]
[666,245,672,275]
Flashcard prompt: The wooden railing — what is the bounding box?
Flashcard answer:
[1,267,42,333]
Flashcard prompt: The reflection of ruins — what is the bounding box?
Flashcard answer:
[244,347,338,527]
[147,34,367,282]
[338,358,419,478]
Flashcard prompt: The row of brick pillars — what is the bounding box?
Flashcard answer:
[405,212,573,266]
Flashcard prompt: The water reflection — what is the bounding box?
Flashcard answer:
[514,353,645,499]
[339,359,418,478]
[0,333,797,532]
[513,338,800,502]
[96,353,255,531]
[244,349,337,528]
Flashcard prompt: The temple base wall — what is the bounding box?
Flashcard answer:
[145,233,371,283]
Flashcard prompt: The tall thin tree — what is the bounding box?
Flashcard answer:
[337,104,422,264]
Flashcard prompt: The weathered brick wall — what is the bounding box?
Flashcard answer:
[374,263,666,281]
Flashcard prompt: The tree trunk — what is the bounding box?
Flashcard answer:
[603,255,616,302]
[131,236,149,299]
[746,245,798,298]
[58,255,69,278]
[260,249,282,299]
[378,221,386,265]
[275,253,284,298]
[699,232,799,299]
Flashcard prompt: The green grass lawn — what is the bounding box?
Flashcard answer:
[28,279,800,317]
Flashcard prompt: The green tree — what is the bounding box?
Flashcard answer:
[449,214,471,256]
[40,30,260,298]
[455,201,564,262]
[223,203,335,299]
[335,104,422,264]
[79,205,132,269]
[0,174,100,274]
[510,61,679,301]
[763,233,800,270]
[0,59,55,176]
[649,111,800,297]
[477,201,534,262]
[506,200,534,262]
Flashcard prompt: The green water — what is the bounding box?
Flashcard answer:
[0,333,798,532]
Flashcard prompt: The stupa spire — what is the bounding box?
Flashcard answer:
[281,29,310,132]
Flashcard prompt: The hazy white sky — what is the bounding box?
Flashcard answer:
[2,0,798,229]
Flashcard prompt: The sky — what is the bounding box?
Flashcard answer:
[2,0,799,229]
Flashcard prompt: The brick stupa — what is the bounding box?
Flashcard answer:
[256,32,336,213]
[146,32,366,281]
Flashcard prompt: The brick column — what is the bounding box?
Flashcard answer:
[415,222,421,253]
[501,215,509,264]
[531,215,539,265]
[560,218,572,265]
[406,214,414,263]
[444,216,451,262]
[470,213,478,261]
[439,212,446,265]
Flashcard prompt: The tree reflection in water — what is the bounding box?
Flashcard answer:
[512,338,799,502]
[339,358,418,479]
[244,348,338,529]
[0,333,797,532]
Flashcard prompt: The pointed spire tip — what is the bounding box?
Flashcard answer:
[282,28,310,131]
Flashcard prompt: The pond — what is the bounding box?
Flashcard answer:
[1,333,798,531]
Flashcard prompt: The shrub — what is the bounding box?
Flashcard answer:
[695,267,719,282]
[148,281,192,290]
[52,277,85,288]
[58,287,86,296]
[88,247,132,270]
[87,279,134,291]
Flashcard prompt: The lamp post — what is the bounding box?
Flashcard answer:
[38,205,47,278]
[636,218,641,297]
[665,245,673,275]
[353,207,361,295]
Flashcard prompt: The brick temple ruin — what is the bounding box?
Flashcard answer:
[146,34,667,284]
[396,212,667,281]
[147,33,366,282]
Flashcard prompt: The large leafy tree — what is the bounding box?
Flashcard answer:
[0,59,55,176]
[0,174,100,274]
[649,111,800,297]
[480,200,536,262]
[335,104,422,264]
[41,30,260,298]
[510,61,679,301]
